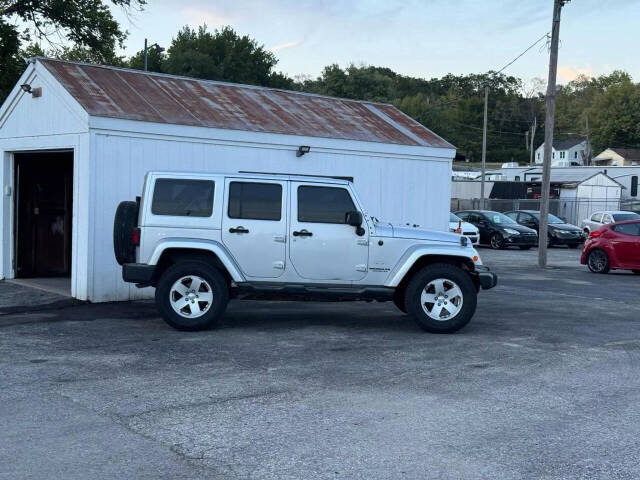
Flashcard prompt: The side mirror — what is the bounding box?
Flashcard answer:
[345,211,362,227]
[345,211,365,236]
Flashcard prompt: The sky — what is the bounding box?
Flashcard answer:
[111,0,640,85]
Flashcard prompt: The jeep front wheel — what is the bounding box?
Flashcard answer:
[404,263,477,333]
[155,261,229,331]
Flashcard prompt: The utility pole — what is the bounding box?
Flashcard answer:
[144,38,148,71]
[529,116,537,166]
[480,85,489,209]
[585,116,591,165]
[538,0,569,268]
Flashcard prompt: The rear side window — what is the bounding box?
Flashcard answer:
[151,179,214,217]
[228,182,282,221]
[298,186,356,223]
[612,222,640,236]
[591,213,603,223]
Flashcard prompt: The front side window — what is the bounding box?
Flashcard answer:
[151,179,214,217]
[505,212,519,221]
[298,186,356,223]
[228,182,282,221]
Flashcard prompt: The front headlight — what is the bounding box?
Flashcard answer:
[504,228,520,235]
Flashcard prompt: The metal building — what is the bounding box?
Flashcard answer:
[0,58,455,301]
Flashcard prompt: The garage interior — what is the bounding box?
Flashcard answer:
[12,151,73,295]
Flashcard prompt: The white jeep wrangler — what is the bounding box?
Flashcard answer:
[114,172,496,332]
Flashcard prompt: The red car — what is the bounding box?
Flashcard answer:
[581,220,640,274]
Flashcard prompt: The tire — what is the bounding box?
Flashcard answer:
[490,233,504,250]
[519,246,532,250]
[155,261,229,331]
[568,243,580,249]
[547,235,553,248]
[113,200,139,265]
[404,263,477,333]
[586,249,610,274]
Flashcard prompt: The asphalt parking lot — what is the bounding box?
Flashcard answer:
[2,247,640,479]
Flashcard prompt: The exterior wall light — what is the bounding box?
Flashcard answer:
[20,83,42,97]
[296,146,311,157]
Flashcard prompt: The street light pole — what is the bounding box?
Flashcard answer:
[538,0,569,268]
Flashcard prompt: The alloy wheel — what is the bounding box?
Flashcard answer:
[420,278,464,321]
[170,275,214,318]
[588,250,608,273]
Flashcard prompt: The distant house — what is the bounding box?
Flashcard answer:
[592,148,640,166]
[534,139,587,166]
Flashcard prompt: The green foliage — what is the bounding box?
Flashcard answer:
[0,0,144,99]
[0,19,24,101]
[164,25,278,86]
[127,43,165,72]
[587,75,640,152]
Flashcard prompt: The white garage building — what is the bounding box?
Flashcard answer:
[0,58,455,302]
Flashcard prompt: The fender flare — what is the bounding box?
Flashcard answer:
[384,244,479,287]
[148,238,246,282]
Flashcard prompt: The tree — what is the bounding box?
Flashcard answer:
[0,19,23,101]
[165,25,283,87]
[128,43,166,72]
[0,0,145,101]
[588,77,640,152]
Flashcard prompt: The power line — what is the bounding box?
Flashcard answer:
[448,119,527,136]
[493,32,550,76]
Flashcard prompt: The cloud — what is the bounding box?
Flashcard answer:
[268,40,301,53]
[557,66,594,82]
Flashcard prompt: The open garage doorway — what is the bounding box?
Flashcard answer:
[13,151,73,293]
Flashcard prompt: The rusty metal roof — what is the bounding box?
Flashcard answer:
[39,58,453,149]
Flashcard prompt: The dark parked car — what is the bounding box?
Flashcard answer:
[505,210,585,248]
[581,220,640,274]
[455,210,538,249]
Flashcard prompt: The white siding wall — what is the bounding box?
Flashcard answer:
[90,132,452,302]
[0,66,89,292]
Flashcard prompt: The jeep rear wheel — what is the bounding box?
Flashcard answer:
[404,263,477,333]
[155,261,229,331]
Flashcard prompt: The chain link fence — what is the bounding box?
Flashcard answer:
[451,198,640,226]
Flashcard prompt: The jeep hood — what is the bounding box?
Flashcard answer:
[373,222,461,244]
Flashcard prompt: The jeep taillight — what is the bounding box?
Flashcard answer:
[132,228,140,246]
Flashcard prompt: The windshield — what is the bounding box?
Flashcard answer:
[485,212,517,225]
[531,212,564,224]
[450,213,461,222]
[612,213,640,222]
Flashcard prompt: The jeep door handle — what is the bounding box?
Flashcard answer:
[229,226,249,234]
[292,229,313,237]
